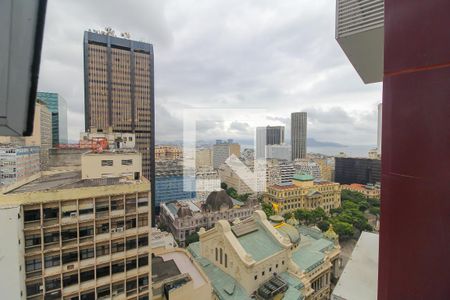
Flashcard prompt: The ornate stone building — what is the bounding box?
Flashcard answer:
[188,210,341,300]
[264,173,341,214]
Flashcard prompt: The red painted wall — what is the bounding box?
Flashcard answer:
[379,0,450,299]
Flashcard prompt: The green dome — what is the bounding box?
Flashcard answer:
[293,173,314,181]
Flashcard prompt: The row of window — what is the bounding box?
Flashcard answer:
[25,215,148,248]
[26,257,149,297]
[23,198,148,223]
[25,236,148,275]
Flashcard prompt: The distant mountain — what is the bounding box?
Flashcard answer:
[156,138,347,148]
[307,138,346,148]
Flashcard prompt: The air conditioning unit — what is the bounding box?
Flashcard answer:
[112,291,119,296]
[111,228,116,233]
[66,264,75,271]
[39,285,44,291]
[70,212,77,218]
[117,227,124,232]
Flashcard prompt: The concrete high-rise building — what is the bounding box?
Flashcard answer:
[212,139,240,169]
[255,126,285,159]
[291,112,307,160]
[195,148,213,169]
[0,151,151,300]
[36,92,68,146]
[293,159,321,179]
[377,102,382,155]
[83,30,155,223]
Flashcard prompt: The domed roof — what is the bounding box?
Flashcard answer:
[293,173,315,181]
[324,224,339,242]
[177,205,193,218]
[205,190,234,211]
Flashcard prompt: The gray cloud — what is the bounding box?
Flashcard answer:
[38,0,381,146]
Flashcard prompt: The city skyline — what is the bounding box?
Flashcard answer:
[37,0,381,146]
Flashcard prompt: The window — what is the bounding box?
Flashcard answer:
[225,254,228,268]
[215,248,218,261]
[26,282,41,296]
[126,238,137,250]
[126,217,136,229]
[220,248,223,264]
[96,222,109,234]
[45,277,61,291]
[26,258,42,273]
[101,160,113,166]
[138,235,148,247]
[138,254,148,267]
[111,198,124,210]
[138,275,149,289]
[24,209,40,222]
[96,243,110,257]
[43,207,59,219]
[62,251,78,264]
[63,272,78,287]
[112,240,125,253]
[44,231,59,244]
[112,282,125,296]
[262,271,265,276]
[126,278,137,296]
[282,260,285,265]
[45,254,60,268]
[121,159,133,165]
[254,275,258,280]
[97,285,110,298]
[80,248,94,260]
[61,228,77,241]
[80,268,95,282]
[79,226,94,238]
[138,214,148,227]
[96,265,110,278]
[126,258,137,271]
[25,234,41,247]
[112,260,125,274]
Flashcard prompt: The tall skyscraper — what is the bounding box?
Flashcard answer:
[83,30,155,223]
[377,102,382,155]
[255,126,285,159]
[36,92,68,146]
[291,112,307,160]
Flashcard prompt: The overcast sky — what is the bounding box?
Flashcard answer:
[38,0,382,146]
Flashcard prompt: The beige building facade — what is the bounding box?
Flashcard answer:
[81,150,142,180]
[155,145,183,161]
[0,154,151,300]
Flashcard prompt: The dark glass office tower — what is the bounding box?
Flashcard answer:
[334,157,381,184]
[83,30,155,224]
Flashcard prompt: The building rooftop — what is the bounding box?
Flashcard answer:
[5,171,142,194]
[233,219,284,261]
[332,232,379,300]
[188,214,339,300]
[293,173,315,181]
